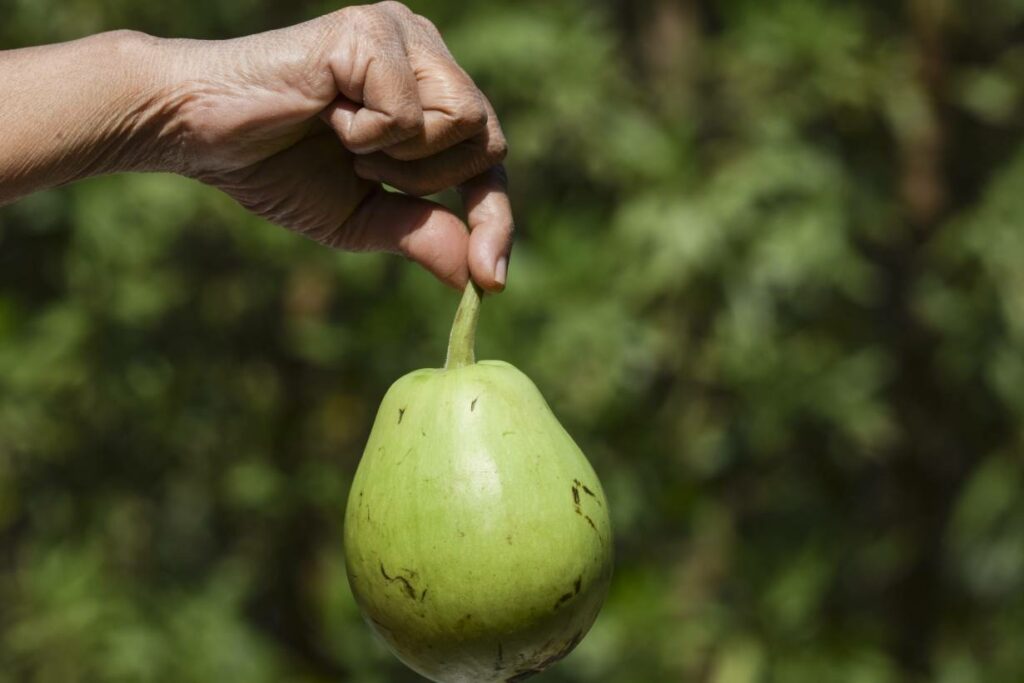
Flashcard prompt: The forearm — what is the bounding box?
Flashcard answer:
[0,30,186,205]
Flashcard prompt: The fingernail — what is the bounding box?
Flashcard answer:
[494,256,508,287]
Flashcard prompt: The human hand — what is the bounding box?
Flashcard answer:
[160,1,511,290]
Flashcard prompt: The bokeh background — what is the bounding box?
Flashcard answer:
[2,0,1024,681]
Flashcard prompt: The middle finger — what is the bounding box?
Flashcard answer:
[380,53,490,161]
[356,97,507,196]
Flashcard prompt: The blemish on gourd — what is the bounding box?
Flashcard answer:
[420,588,428,602]
[380,562,417,600]
[574,576,582,595]
[571,486,580,506]
[470,396,479,411]
[370,616,393,634]
[398,407,406,424]
[494,641,505,670]
[502,430,515,437]
[574,478,602,506]
[505,630,584,682]
[553,592,573,609]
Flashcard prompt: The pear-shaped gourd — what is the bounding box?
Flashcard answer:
[344,283,613,683]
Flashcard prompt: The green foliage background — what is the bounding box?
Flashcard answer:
[2,0,1024,681]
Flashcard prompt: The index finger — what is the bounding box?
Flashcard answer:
[460,165,513,293]
[323,11,424,153]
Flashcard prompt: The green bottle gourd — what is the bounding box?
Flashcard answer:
[344,283,613,683]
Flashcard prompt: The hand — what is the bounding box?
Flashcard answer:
[162,1,511,290]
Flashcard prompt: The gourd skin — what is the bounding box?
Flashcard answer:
[344,360,613,683]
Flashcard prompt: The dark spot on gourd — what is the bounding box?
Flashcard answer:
[582,484,596,497]
[584,515,598,533]
[398,407,405,424]
[571,486,580,505]
[553,592,573,609]
[502,431,515,437]
[505,630,584,682]
[495,642,505,670]
[506,672,539,682]
[574,576,582,595]
[471,396,478,411]
[420,588,428,602]
[379,562,417,600]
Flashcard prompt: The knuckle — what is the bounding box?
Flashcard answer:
[413,14,440,34]
[375,1,411,16]
[391,107,425,135]
[454,98,489,131]
[344,4,376,25]
[343,6,389,41]
[486,134,509,163]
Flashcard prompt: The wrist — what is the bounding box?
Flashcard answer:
[100,30,194,176]
[144,21,342,182]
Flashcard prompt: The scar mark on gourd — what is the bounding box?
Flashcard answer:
[553,592,573,610]
[379,563,416,599]
[574,478,602,506]
[505,630,584,682]
[574,576,582,595]
[471,396,479,412]
[398,407,406,424]
[572,486,580,505]
[584,515,599,534]
[370,616,393,634]
[502,431,515,437]
[420,588,428,602]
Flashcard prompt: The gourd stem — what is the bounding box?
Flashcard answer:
[445,281,483,369]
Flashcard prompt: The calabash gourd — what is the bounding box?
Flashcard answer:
[344,283,613,683]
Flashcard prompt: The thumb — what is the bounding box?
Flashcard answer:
[336,187,470,289]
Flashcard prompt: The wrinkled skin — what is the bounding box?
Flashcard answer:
[0,1,512,291]
[345,361,613,683]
